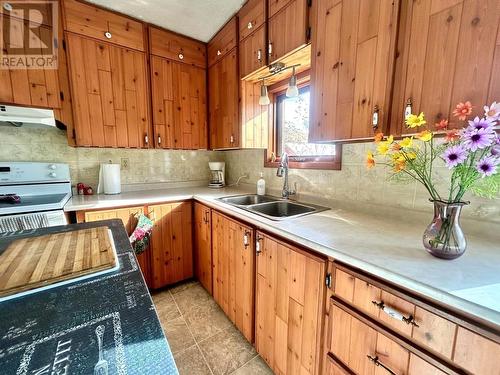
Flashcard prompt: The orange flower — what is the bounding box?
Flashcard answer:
[391,142,402,151]
[452,101,472,121]
[366,151,375,169]
[394,160,406,172]
[416,130,433,142]
[444,129,459,143]
[435,119,448,130]
[374,132,384,142]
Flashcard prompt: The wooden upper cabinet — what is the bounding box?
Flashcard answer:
[239,0,266,42]
[255,231,326,375]
[393,0,500,134]
[208,49,240,149]
[212,212,254,342]
[149,26,207,69]
[239,25,267,78]
[208,17,238,67]
[151,56,207,149]
[62,0,145,51]
[309,0,399,142]
[149,202,193,289]
[267,0,309,64]
[269,0,295,19]
[66,33,150,148]
[0,15,61,109]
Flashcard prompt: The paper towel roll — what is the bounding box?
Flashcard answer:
[98,164,121,195]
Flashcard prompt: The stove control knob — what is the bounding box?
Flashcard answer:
[48,164,56,170]
[49,172,57,178]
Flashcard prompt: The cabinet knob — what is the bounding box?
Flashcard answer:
[3,3,12,11]
[104,31,112,39]
[372,105,379,129]
[217,50,222,56]
[257,49,262,62]
[158,135,162,146]
[247,21,253,29]
[144,134,149,145]
[178,53,184,60]
[230,134,234,144]
[268,42,273,56]
[404,98,413,120]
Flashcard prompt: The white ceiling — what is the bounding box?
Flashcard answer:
[85,0,246,42]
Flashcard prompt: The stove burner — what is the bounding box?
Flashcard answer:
[0,194,21,204]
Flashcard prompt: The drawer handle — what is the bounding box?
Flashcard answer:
[372,105,379,129]
[158,135,162,146]
[257,49,262,62]
[243,231,251,248]
[268,42,273,56]
[104,31,112,39]
[203,211,209,224]
[367,355,397,375]
[144,134,149,145]
[256,235,263,255]
[372,301,419,327]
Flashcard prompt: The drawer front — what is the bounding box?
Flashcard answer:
[63,0,145,51]
[238,0,266,41]
[149,26,206,68]
[334,267,457,360]
[208,17,237,67]
[454,327,500,375]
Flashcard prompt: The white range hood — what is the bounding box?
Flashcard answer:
[0,104,56,127]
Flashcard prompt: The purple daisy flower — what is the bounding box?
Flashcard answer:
[467,116,495,132]
[462,127,496,151]
[476,156,499,177]
[442,145,468,169]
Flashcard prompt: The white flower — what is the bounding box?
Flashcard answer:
[483,102,500,121]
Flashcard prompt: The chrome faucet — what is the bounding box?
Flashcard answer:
[276,152,295,199]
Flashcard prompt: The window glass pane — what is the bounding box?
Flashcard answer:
[279,87,336,157]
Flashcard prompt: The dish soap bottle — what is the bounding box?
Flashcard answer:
[257,172,266,196]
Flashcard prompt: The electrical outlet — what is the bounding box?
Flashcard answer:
[121,158,130,170]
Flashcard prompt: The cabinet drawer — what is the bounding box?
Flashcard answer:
[149,26,206,68]
[208,17,237,67]
[334,267,457,360]
[238,0,266,42]
[454,327,500,375]
[63,0,145,51]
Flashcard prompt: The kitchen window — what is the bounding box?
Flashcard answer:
[265,82,342,170]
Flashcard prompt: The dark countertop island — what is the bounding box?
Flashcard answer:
[0,219,178,375]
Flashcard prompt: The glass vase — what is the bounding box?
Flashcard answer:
[422,200,468,260]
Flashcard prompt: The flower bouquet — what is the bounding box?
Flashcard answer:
[367,102,499,259]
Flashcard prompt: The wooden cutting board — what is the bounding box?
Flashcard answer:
[0,226,116,298]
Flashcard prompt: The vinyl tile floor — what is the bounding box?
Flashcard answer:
[152,280,274,375]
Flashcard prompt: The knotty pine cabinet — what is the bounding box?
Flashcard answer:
[78,206,152,287]
[392,0,500,134]
[255,231,326,375]
[238,0,267,78]
[267,0,310,64]
[149,201,193,289]
[211,211,254,342]
[193,202,212,294]
[208,49,240,149]
[309,0,399,142]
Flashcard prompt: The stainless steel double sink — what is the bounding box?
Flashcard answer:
[217,194,329,220]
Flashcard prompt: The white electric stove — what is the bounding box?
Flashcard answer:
[0,162,72,232]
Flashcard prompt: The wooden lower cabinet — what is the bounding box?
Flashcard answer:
[193,202,212,294]
[211,212,254,342]
[82,206,152,287]
[255,231,326,375]
[149,201,193,289]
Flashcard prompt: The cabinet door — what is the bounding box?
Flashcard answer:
[83,206,152,287]
[194,203,212,294]
[212,212,254,342]
[309,0,399,142]
[0,15,61,109]
[239,0,266,42]
[66,33,150,148]
[268,0,308,64]
[151,56,207,149]
[239,25,267,78]
[149,202,193,289]
[255,232,325,375]
[208,17,238,67]
[208,49,240,149]
[393,0,500,134]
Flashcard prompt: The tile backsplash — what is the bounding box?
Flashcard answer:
[1,126,498,223]
[223,145,500,223]
[0,127,222,187]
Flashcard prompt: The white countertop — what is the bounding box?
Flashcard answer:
[65,185,500,329]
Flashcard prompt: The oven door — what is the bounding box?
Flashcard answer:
[0,210,67,233]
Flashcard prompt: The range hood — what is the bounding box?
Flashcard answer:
[0,104,56,127]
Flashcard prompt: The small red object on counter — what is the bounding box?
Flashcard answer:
[77,183,85,195]
[84,186,93,195]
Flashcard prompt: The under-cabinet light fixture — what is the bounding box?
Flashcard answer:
[259,79,270,106]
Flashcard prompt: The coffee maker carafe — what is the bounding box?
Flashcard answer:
[208,162,225,188]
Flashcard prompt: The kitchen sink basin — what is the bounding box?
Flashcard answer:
[219,194,280,206]
[218,194,328,220]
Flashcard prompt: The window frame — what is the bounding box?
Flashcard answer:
[263,75,342,170]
